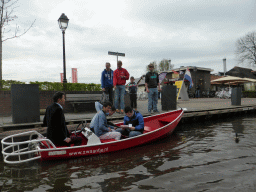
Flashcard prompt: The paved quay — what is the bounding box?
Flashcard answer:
[0,98,256,139]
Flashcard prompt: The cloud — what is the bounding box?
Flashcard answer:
[2,0,256,84]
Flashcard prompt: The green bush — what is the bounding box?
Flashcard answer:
[242,91,256,98]
[0,80,25,91]
[0,80,101,91]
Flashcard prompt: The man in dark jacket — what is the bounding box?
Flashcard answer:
[126,76,138,110]
[43,92,82,146]
[101,62,114,104]
[145,63,162,114]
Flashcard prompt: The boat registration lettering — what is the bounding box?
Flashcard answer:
[69,147,108,156]
[48,150,66,156]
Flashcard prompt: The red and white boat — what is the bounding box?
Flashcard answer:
[1,109,183,164]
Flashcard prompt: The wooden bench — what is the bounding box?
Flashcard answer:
[66,94,102,112]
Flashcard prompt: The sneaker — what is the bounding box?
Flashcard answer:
[120,109,124,114]
[153,110,160,113]
[116,109,120,113]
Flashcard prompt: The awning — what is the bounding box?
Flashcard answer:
[211,76,255,85]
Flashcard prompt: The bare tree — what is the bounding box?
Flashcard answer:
[146,59,175,73]
[158,59,174,72]
[0,0,35,88]
[236,31,256,67]
[146,61,158,72]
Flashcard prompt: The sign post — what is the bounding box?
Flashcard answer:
[108,51,125,64]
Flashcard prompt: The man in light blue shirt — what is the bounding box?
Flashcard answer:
[90,102,121,140]
[94,101,119,129]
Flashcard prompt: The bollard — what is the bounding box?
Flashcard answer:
[231,87,241,106]
[161,85,177,111]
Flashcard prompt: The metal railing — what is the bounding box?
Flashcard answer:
[1,130,56,164]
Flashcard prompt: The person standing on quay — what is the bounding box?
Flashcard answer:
[126,76,138,111]
[101,62,114,104]
[145,63,161,114]
[113,60,129,113]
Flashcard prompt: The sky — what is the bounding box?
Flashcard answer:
[2,0,256,84]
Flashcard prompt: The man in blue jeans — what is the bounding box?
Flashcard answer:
[113,61,129,113]
[145,63,162,114]
[101,62,114,104]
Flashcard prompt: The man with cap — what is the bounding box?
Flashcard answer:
[145,63,162,114]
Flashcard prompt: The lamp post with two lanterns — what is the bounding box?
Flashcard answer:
[58,13,69,90]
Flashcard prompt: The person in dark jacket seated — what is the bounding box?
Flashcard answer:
[43,92,82,146]
[117,106,144,137]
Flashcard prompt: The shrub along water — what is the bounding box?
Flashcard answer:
[242,91,256,98]
[0,80,101,91]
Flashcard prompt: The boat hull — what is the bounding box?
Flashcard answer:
[39,109,183,161]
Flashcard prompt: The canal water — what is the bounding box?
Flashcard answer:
[1,114,256,192]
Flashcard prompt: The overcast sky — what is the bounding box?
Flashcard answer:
[2,0,256,83]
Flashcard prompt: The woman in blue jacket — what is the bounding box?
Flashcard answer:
[101,62,113,104]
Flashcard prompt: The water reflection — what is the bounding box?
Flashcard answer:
[0,134,183,191]
[232,120,245,134]
[1,114,256,191]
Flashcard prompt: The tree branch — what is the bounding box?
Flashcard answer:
[2,19,36,42]
[235,31,256,66]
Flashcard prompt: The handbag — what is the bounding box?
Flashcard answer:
[100,91,109,103]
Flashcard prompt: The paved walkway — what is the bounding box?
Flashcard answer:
[1,98,256,126]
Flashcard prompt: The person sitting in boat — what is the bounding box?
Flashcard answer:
[94,101,119,129]
[118,106,144,137]
[43,92,82,147]
[95,101,115,115]
[90,101,121,140]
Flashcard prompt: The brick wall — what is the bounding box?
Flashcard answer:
[0,91,11,116]
[40,91,55,109]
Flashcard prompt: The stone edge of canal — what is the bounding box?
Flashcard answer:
[0,105,256,140]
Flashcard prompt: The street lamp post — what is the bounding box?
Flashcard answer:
[168,60,171,71]
[194,67,197,98]
[58,13,69,90]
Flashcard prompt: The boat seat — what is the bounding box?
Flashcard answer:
[143,126,154,133]
[40,140,54,149]
[40,140,75,148]
[158,117,173,123]
[100,139,117,143]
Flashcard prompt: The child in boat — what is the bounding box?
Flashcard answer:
[90,102,121,140]
[117,106,144,137]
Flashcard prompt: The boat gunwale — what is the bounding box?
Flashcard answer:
[39,109,184,151]
[2,109,184,162]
